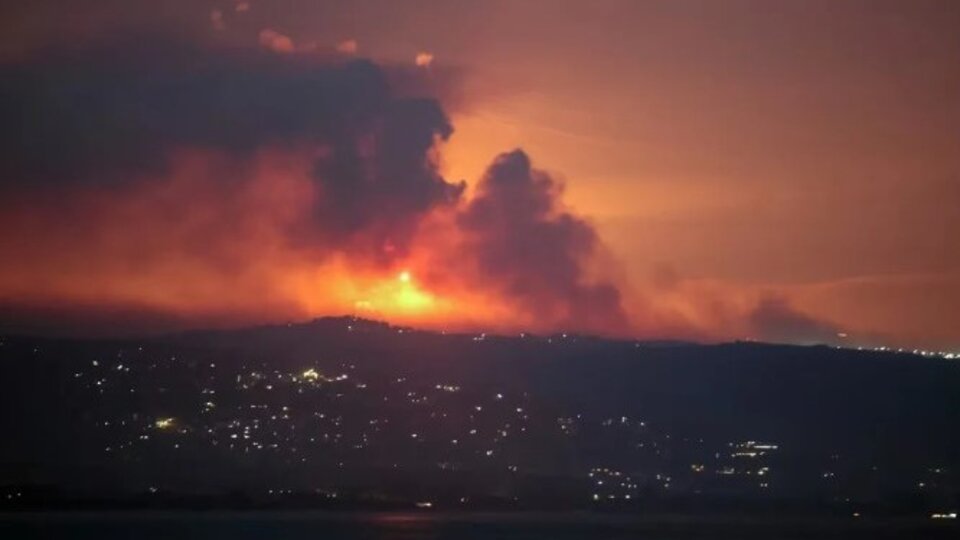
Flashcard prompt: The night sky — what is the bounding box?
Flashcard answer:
[0,1,957,350]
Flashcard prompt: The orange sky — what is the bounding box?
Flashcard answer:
[0,1,958,350]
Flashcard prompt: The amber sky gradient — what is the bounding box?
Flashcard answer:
[0,1,958,350]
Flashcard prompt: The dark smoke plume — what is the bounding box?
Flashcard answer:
[457,150,629,334]
[0,34,628,335]
[0,37,463,258]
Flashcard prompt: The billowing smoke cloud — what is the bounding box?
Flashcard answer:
[748,295,840,345]
[0,31,838,344]
[456,150,629,335]
[0,33,630,335]
[0,37,463,260]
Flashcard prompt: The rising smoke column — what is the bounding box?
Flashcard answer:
[456,150,630,335]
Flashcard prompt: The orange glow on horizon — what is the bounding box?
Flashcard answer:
[0,146,831,342]
[0,146,540,335]
[1,136,951,349]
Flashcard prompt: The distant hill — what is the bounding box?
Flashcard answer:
[1,317,958,513]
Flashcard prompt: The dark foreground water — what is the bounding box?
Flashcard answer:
[2,512,958,539]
